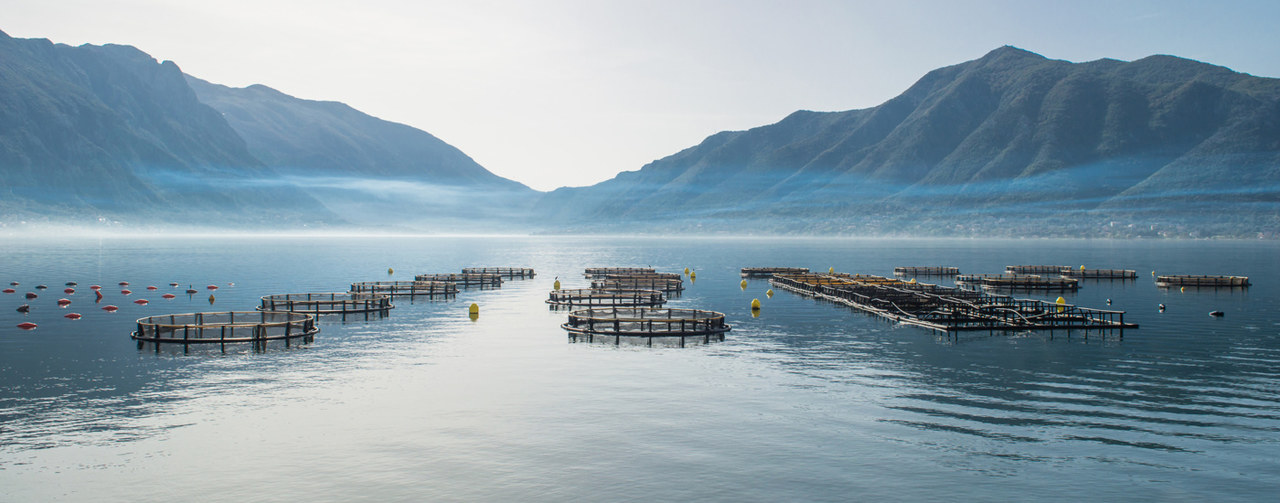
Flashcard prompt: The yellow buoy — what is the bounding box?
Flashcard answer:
[908,278,917,284]
[766,289,774,298]
[1080,265,1086,271]
[828,267,835,274]
[469,303,479,315]
[690,271,696,281]
[684,267,690,276]
[1056,296,1066,313]
[553,278,561,291]
[750,298,761,310]
[388,267,394,275]
[740,279,748,290]
[208,294,215,305]
[751,309,760,318]
[1152,270,1156,276]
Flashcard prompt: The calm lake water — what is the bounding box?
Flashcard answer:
[1,236,1277,501]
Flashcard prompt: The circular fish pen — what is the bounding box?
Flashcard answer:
[591,277,684,293]
[414,273,504,288]
[562,307,729,347]
[584,267,655,278]
[259,292,393,318]
[132,311,318,349]
[350,281,458,297]
[546,288,666,308]
[462,267,536,279]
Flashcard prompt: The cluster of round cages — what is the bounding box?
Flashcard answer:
[546,288,666,310]
[562,307,730,347]
[259,292,393,320]
[131,311,319,351]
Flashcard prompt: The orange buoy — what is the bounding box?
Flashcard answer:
[64,313,82,320]
[17,322,37,330]
[162,293,176,299]
[134,299,149,305]
[102,305,119,312]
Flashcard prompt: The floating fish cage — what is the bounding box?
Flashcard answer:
[131,311,318,345]
[349,281,458,297]
[562,307,730,346]
[741,267,811,278]
[591,277,684,293]
[413,273,503,287]
[956,274,1079,291]
[583,267,655,278]
[1062,268,1137,279]
[461,267,536,279]
[597,271,683,281]
[547,288,666,307]
[1005,265,1072,275]
[893,266,960,276]
[771,272,1133,334]
[259,292,392,317]
[1155,275,1250,288]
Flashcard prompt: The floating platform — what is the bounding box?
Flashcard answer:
[546,288,666,307]
[350,281,458,297]
[1063,268,1137,279]
[894,266,960,276]
[132,311,318,345]
[771,272,1132,333]
[584,267,655,278]
[462,267,535,279]
[259,292,392,316]
[1156,275,1250,288]
[414,273,503,287]
[591,277,685,293]
[1005,265,1071,275]
[741,267,811,278]
[956,274,1079,291]
[562,307,729,346]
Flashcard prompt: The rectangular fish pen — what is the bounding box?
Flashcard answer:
[956,274,1079,291]
[1155,275,1250,288]
[741,267,811,278]
[770,272,1133,334]
[462,267,536,279]
[414,273,504,288]
[562,307,729,347]
[350,281,458,297]
[893,266,960,276]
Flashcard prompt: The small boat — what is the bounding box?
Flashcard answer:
[64,288,75,294]
[35,284,48,290]
[133,299,149,305]
[121,289,132,295]
[101,305,119,312]
[206,285,219,291]
[2,288,14,294]
[16,304,30,313]
[57,298,71,307]
[25,292,37,299]
[118,281,130,286]
[161,293,176,299]
[169,282,179,287]
[1209,311,1225,317]
[95,290,104,302]
[146,286,158,290]
[65,281,78,286]
[17,322,37,330]
[8,281,18,286]
[64,313,82,320]
[89,285,102,291]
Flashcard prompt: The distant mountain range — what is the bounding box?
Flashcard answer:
[1,29,1277,237]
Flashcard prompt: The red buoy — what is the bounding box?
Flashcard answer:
[161,293,176,299]
[57,298,71,307]
[121,289,132,295]
[206,285,219,291]
[64,313,82,320]
[17,322,37,330]
[133,299,149,305]
[2,288,14,294]
[146,286,158,290]
[102,305,119,312]
[64,288,75,294]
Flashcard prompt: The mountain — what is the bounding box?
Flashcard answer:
[185,77,537,227]
[0,29,333,227]
[537,46,1280,237]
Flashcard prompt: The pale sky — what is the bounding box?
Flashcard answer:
[6,0,1279,190]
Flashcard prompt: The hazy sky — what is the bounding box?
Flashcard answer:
[7,0,1279,190]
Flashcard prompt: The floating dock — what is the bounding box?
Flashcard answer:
[414,273,503,287]
[894,266,960,276]
[350,281,458,297]
[132,311,318,346]
[461,267,535,279]
[741,267,810,278]
[547,288,666,307]
[562,307,729,346]
[259,292,392,317]
[584,267,655,278]
[956,274,1079,291]
[1156,275,1250,288]
[771,272,1133,333]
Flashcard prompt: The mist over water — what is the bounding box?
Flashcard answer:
[0,236,1277,501]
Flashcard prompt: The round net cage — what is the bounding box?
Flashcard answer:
[259,292,392,315]
[132,311,318,344]
[413,273,503,287]
[591,277,684,293]
[349,281,458,297]
[462,267,536,279]
[546,288,666,307]
[583,267,655,278]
